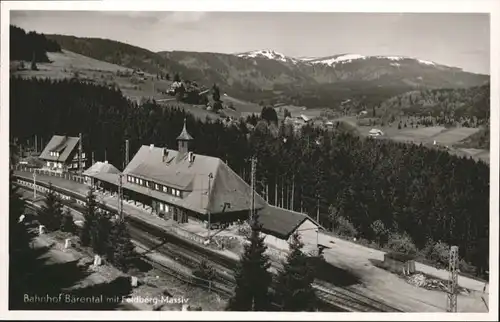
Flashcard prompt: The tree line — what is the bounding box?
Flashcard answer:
[10,77,490,278]
[10,25,61,63]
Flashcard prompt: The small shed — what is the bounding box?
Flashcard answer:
[383,252,416,275]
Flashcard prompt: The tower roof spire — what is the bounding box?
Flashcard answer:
[177,118,193,141]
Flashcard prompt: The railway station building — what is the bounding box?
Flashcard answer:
[82,120,321,243]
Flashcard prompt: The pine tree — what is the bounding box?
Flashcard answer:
[38,183,63,231]
[108,219,137,272]
[90,211,112,256]
[80,187,98,246]
[212,84,221,102]
[9,169,30,253]
[227,214,272,311]
[60,208,77,234]
[274,232,317,311]
[30,52,38,71]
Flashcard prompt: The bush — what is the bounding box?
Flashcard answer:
[334,216,358,238]
[422,240,450,269]
[386,232,417,255]
[385,251,415,262]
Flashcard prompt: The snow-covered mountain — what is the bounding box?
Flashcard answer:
[237,49,299,64]
[307,53,440,68]
[237,50,445,69]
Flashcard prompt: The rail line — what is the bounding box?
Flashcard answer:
[14,175,395,312]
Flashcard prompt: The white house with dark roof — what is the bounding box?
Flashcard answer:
[39,135,86,173]
[257,205,321,251]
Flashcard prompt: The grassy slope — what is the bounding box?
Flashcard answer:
[10,49,261,121]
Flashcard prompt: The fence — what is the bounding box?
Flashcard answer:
[15,165,86,184]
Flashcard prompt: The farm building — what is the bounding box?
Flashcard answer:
[39,135,86,173]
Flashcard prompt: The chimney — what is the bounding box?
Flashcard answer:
[162,148,169,162]
[104,160,108,164]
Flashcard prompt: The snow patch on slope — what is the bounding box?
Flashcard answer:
[310,54,367,66]
[237,49,297,63]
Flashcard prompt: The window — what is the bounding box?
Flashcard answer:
[155,184,159,190]
[127,176,131,182]
[165,204,170,213]
[176,190,181,197]
[134,178,138,184]
[139,179,143,185]
[160,203,164,211]
[47,161,50,167]
[163,186,167,193]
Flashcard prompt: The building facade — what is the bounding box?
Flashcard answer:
[39,135,86,173]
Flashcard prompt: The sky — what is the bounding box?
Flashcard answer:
[10,11,491,74]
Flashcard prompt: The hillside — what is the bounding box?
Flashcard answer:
[378,83,490,125]
[10,25,61,62]
[45,34,489,110]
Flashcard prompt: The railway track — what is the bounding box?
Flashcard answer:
[14,176,396,312]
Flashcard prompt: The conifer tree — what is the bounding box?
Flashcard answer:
[274,232,317,311]
[60,208,77,234]
[91,213,112,256]
[227,214,272,311]
[108,218,137,272]
[38,183,63,231]
[9,169,30,253]
[80,187,98,246]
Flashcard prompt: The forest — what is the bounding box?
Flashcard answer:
[379,83,490,127]
[10,77,489,278]
[10,25,61,62]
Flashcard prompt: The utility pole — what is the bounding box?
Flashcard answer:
[250,156,257,221]
[447,246,459,312]
[316,195,320,224]
[92,151,95,165]
[33,170,37,200]
[34,135,38,153]
[125,139,130,167]
[79,133,83,177]
[207,173,213,241]
[118,173,124,221]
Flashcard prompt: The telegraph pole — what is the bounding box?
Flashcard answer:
[125,139,130,166]
[316,195,320,224]
[207,173,213,240]
[79,132,83,177]
[33,170,37,200]
[250,156,257,221]
[118,173,124,221]
[447,246,459,312]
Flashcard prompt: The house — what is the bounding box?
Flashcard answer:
[257,205,321,251]
[83,161,121,191]
[120,120,267,224]
[39,135,86,173]
[368,128,384,137]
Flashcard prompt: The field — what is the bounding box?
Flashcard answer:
[334,117,489,163]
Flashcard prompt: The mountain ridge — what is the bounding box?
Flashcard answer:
[44,33,489,109]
